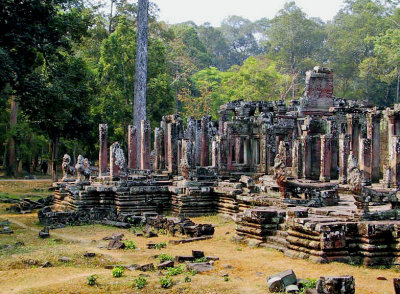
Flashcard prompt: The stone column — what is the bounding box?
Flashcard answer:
[302,135,312,179]
[359,138,372,186]
[195,120,201,166]
[154,127,164,170]
[347,114,360,162]
[338,134,351,184]
[367,112,381,182]
[110,142,125,179]
[167,122,178,174]
[200,116,210,166]
[330,137,339,180]
[211,140,219,168]
[128,125,137,169]
[292,139,303,179]
[140,120,151,170]
[99,124,108,176]
[320,135,332,182]
[391,136,400,189]
[235,137,244,164]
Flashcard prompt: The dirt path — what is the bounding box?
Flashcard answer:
[0,268,109,294]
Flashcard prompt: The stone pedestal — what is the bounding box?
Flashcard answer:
[110,142,125,179]
[99,124,108,176]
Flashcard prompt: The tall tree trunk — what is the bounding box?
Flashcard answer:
[7,96,18,177]
[133,0,149,168]
[109,0,114,34]
[51,135,59,182]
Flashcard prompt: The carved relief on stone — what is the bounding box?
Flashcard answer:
[61,154,75,182]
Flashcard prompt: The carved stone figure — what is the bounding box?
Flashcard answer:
[61,154,75,182]
[274,153,287,198]
[347,154,363,195]
[75,155,91,182]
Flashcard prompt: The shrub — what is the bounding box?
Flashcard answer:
[224,276,230,282]
[159,276,173,289]
[194,257,208,263]
[112,266,125,278]
[87,274,98,286]
[133,276,147,290]
[184,276,191,283]
[300,278,318,294]
[154,241,167,249]
[158,253,174,262]
[166,265,185,277]
[124,240,137,250]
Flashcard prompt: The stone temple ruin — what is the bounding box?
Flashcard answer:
[40,66,400,268]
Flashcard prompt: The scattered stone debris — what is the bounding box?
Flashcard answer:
[100,220,131,229]
[42,261,52,268]
[58,257,71,263]
[316,276,355,294]
[157,260,174,270]
[192,250,204,258]
[107,239,125,250]
[103,233,124,241]
[7,196,53,213]
[38,227,50,238]
[169,236,213,245]
[267,269,298,293]
[0,226,13,234]
[137,263,155,272]
[187,262,213,273]
[83,252,96,258]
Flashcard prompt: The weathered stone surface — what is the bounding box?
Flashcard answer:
[107,240,125,250]
[186,262,213,273]
[316,276,355,294]
[157,260,174,269]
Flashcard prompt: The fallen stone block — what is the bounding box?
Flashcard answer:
[137,263,155,272]
[157,260,174,270]
[192,250,205,258]
[206,256,219,261]
[83,252,96,258]
[187,262,213,273]
[316,276,355,294]
[107,240,126,250]
[1,226,13,234]
[38,227,50,238]
[42,261,52,268]
[101,220,131,229]
[169,236,212,245]
[286,284,300,293]
[59,256,71,263]
[267,270,297,293]
[103,232,124,241]
[175,255,195,263]
[394,278,400,294]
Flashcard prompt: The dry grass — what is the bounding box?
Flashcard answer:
[0,180,52,200]
[0,182,399,293]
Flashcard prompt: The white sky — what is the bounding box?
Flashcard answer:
[151,0,346,26]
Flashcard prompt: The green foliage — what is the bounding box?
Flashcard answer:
[159,276,173,289]
[154,242,167,250]
[184,276,191,283]
[166,265,185,277]
[112,266,125,278]
[86,274,98,286]
[224,276,230,282]
[194,257,208,263]
[123,240,137,250]
[300,278,318,294]
[133,276,147,290]
[158,253,174,262]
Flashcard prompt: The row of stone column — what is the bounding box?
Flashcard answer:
[98,121,151,178]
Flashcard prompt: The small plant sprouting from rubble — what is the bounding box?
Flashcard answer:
[158,253,174,262]
[194,257,208,263]
[154,241,167,249]
[132,276,147,290]
[159,276,173,289]
[123,240,137,249]
[300,278,318,294]
[112,266,125,278]
[86,274,98,286]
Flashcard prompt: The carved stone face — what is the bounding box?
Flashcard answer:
[77,155,84,164]
[63,154,71,164]
[84,158,90,168]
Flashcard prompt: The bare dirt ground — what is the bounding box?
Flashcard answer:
[0,181,399,293]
